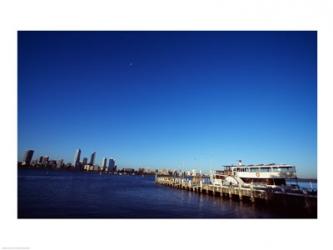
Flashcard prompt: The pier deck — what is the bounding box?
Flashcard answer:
[155,176,317,215]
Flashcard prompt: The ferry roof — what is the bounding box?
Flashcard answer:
[223,163,295,168]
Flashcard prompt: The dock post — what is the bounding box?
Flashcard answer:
[250,184,255,203]
[238,184,242,201]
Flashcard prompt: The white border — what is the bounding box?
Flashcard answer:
[1,1,332,250]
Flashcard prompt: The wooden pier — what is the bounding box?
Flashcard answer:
[155,175,317,215]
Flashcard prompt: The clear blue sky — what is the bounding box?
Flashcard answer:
[18,31,317,178]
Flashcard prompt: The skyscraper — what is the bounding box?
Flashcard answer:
[74,149,81,167]
[102,157,107,169]
[108,158,115,170]
[23,150,34,165]
[89,152,96,165]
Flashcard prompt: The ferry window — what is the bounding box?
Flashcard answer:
[279,167,290,172]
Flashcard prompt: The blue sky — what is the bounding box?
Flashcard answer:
[18,31,317,178]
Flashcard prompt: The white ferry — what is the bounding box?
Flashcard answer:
[210,160,297,188]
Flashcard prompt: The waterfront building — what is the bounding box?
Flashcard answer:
[89,152,96,165]
[42,156,49,166]
[123,168,135,174]
[143,168,156,175]
[138,168,145,174]
[23,150,34,165]
[30,160,37,167]
[82,157,88,165]
[65,163,72,168]
[49,160,57,168]
[57,159,64,169]
[74,149,81,168]
[157,169,169,175]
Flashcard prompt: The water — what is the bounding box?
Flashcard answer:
[18,169,315,218]
[287,179,317,191]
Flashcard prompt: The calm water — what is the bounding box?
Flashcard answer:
[18,169,315,218]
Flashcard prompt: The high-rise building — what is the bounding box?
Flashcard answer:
[38,156,43,164]
[108,158,115,170]
[89,152,96,165]
[23,150,34,165]
[74,149,81,167]
[102,157,107,168]
[82,157,88,165]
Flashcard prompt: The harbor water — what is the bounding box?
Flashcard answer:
[18,169,316,218]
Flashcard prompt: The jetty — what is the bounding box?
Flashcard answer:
[155,175,317,215]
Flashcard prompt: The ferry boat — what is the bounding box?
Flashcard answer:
[210,160,297,188]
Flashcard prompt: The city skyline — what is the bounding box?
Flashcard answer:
[18,31,317,178]
[20,148,116,168]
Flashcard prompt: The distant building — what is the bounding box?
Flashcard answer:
[65,163,72,168]
[38,156,43,164]
[138,168,145,174]
[42,156,49,165]
[157,169,170,175]
[83,164,91,171]
[123,168,135,174]
[23,150,34,165]
[30,160,37,167]
[89,152,96,165]
[74,149,81,167]
[57,159,64,168]
[102,157,107,169]
[49,160,57,168]
[108,158,115,170]
[82,157,88,165]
